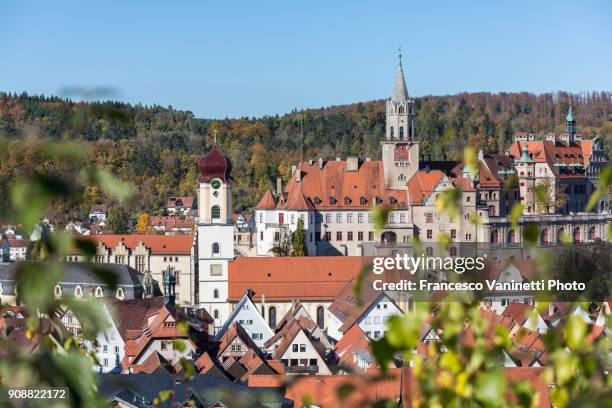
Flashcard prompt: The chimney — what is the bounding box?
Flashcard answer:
[336,157,341,161]
[276,178,282,194]
[318,158,324,169]
[291,165,297,175]
[308,159,313,165]
[365,157,371,162]
[261,293,266,316]
[346,157,359,172]
[478,149,484,162]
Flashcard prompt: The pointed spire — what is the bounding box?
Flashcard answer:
[566,100,575,122]
[391,47,409,102]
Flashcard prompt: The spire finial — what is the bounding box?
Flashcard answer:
[398,46,402,68]
[213,129,218,144]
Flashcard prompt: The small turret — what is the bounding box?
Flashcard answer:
[565,101,576,141]
[162,266,176,307]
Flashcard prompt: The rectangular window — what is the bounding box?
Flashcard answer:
[95,255,105,263]
[103,345,108,352]
[450,229,456,239]
[290,214,295,224]
[299,344,306,352]
[278,213,284,224]
[427,230,433,239]
[426,213,433,223]
[347,213,353,223]
[325,213,332,223]
[325,231,331,241]
[368,214,373,223]
[260,231,263,240]
[114,346,119,353]
[347,232,353,241]
[292,344,298,352]
[389,213,396,223]
[210,264,223,276]
[274,232,280,241]
[368,231,374,241]
[259,213,263,222]
[357,213,364,223]
[336,232,342,241]
[135,255,145,272]
[252,333,262,340]
[316,213,323,223]
[358,231,363,241]
[114,255,125,264]
[400,213,406,223]
[336,213,342,223]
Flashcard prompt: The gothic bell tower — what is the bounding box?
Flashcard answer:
[196,143,235,332]
[382,49,420,189]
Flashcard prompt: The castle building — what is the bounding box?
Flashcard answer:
[254,57,611,256]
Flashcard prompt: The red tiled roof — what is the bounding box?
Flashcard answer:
[6,239,30,248]
[217,321,262,359]
[166,196,195,209]
[508,141,587,179]
[281,160,406,210]
[502,302,537,326]
[70,234,194,254]
[328,278,389,333]
[228,256,364,302]
[255,190,277,210]
[108,297,165,340]
[407,170,445,205]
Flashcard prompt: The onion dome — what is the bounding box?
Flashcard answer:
[198,145,232,183]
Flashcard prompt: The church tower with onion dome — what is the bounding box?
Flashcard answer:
[382,49,420,189]
[197,143,234,332]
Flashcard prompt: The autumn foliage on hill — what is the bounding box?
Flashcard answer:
[0,91,611,223]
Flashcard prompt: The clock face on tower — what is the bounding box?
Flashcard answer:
[394,144,410,162]
[211,179,221,189]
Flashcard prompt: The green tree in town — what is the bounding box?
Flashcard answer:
[107,205,130,233]
[292,218,307,256]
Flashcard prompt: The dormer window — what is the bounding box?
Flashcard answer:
[344,197,352,205]
[54,285,62,298]
[314,197,322,205]
[74,285,83,298]
[116,287,125,300]
[329,197,337,205]
[389,197,398,205]
[374,196,383,205]
[360,197,367,205]
[95,287,104,297]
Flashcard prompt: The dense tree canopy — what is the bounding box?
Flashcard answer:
[0,91,610,223]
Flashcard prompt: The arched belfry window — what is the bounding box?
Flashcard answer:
[398,105,405,115]
[399,126,404,140]
[390,127,394,138]
[211,205,221,219]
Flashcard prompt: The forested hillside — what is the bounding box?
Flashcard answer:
[1,91,611,223]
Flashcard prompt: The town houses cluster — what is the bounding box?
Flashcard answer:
[1,59,610,407]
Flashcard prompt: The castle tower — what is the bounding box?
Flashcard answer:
[196,144,235,331]
[382,50,420,189]
[516,144,536,214]
[565,102,576,142]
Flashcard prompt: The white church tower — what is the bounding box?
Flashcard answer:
[197,144,235,331]
[382,49,420,189]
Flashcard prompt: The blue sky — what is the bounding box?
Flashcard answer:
[1,1,610,118]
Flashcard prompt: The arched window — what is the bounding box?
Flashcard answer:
[116,287,124,300]
[426,246,434,256]
[541,228,549,245]
[212,242,220,255]
[390,127,394,138]
[399,126,404,140]
[213,309,219,319]
[360,197,367,205]
[490,229,499,244]
[95,287,104,297]
[374,196,383,205]
[557,227,565,243]
[211,205,221,220]
[489,206,496,216]
[329,197,337,205]
[389,197,397,205]
[344,197,351,205]
[54,285,62,298]
[589,226,597,241]
[74,285,83,298]
[573,227,581,243]
[316,306,325,329]
[398,105,405,115]
[269,306,277,329]
[213,289,219,299]
[314,197,322,205]
[507,229,515,244]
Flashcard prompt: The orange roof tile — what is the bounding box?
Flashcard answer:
[71,234,194,254]
[228,256,364,302]
[255,190,277,210]
[406,170,444,205]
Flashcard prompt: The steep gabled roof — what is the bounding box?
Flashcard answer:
[69,234,194,254]
[254,190,277,210]
[216,321,263,359]
[406,170,445,205]
[502,302,538,327]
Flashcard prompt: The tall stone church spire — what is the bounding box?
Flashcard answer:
[392,49,409,102]
[382,49,419,189]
